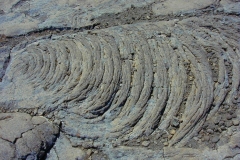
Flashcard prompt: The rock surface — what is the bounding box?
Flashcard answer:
[0,0,239,160]
[47,134,86,160]
[0,113,59,159]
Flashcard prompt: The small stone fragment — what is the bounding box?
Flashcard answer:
[213,116,221,125]
[87,149,92,156]
[163,142,169,146]
[225,121,233,127]
[231,113,237,119]
[168,134,173,139]
[226,114,232,120]
[227,129,232,136]
[232,119,239,126]
[211,136,220,143]
[193,137,199,141]
[217,128,222,133]
[142,141,150,147]
[170,129,176,135]
[203,135,210,142]
[171,118,180,127]
[207,129,214,134]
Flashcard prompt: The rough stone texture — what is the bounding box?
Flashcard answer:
[103,133,240,159]
[0,113,59,159]
[47,134,86,160]
[0,0,225,36]
[152,0,216,15]
[0,0,240,160]
[1,15,239,147]
[0,46,10,80]
[0,138,15,160]
[0,0,157,36]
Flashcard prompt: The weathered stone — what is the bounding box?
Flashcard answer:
[0,113,59,159]
[152,0,215,16]
[142,141,150,147]
[0,138,15,160]
[207,129,214,134]
[170,129,176,135]
[232,119,239,126]
[203,135,210,142]
[225,121,233,127]
[211,136,220,143]
[47,134,86,160]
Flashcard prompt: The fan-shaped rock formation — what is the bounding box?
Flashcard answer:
[1,15,239,152]
[0,0,239,159]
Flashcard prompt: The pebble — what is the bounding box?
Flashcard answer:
[207,129,214,134]
[226,114,232,120]
[220,125,226,130]
[170,129,176,135]
[94,26,100,29]
[225,121,233,127]
[227,129,232,136]
[168,135,173,139]
[219,121,224,126]
[193,137,199,141]
[87,149,92,156]
[213,77,218,82]
[163,142,169,146]
[217,128,222,133]
[26,155,35,160]
[171,118,180,127]
[232,119,239,126]
[213,116,221,124]
[207,123,216,131]
[231,113,237,119]
[211,136,220,143]
[142,141,150,147]
[203,135,210,141]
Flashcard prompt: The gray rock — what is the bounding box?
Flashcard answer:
[142,141,150,147]
[0,113,34,143]
[0,113,59,159]
[225,121,233,127]
[0,138,15,160]
[217,136,229,147]
[207,129,214,134]
[203,135,210,142]
[171,118,180,127]
[226,114,232,120]
[46,134,86,160]
[211,136,220,143]
[232,119,239,126]
[213,116,221,125]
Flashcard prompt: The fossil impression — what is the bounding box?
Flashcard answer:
[0,17,239,149]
